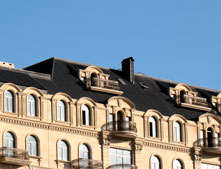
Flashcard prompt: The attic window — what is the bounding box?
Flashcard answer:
[79,66,123,95]
[169,84,211,112]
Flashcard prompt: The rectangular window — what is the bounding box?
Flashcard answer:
[201,163,220,169]
[110,148,131,167]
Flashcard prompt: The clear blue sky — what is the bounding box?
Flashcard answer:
[1,1,221,90]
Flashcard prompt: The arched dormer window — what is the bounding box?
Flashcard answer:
[173,159,183,169]
[173,121,182,142]
[27,135,38,156]
[82,105,91,126]
[5,91,14,113]
[57,100,66,122]
[151,155,161,169]
[149,117,158,138]
[27,95,37,116]
[58,140,69,161]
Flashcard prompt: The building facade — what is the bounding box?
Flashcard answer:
[0,57,219,169]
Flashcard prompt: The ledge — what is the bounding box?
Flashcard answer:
[90,86,123,95]
[181,103,212,112]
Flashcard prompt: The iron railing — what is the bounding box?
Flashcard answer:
[0,147,29,160]
[102,121,137,133]
[71,158,103,169]
[194,137,221,148]
[91,78,120,91]
[107,164,137,169]
[182,95,209,107]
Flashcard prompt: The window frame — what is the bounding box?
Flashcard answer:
[150,155,161,169]
[81,104,92,126]
[27,94,37,117]
[149,116,158,138]
[173,121,182,142]
[57,140,69,161]
[173,159,183,169]
[57,100,67,122]
[4,132,16,148]
[27,135,38,157]
[4,90,14,113]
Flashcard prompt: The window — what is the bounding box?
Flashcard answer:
[27,136,38,156]
[110,148,131,167]
[201,163,220,169]
[82,105,91,126]
[57,100,66,122]
[79,144,90,159]
[4,132,15,148]
[58,140,69,161]
[27,95,37,116]
[151,155,160,169]
[149,117,158,137]
[173,159,183,169]
[5,91,14,113]
[173,121,182,142]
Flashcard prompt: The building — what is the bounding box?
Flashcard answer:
[0,57,219,169]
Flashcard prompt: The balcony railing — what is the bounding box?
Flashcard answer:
[194,137,221,154]
[102,121,137,138]
[71,158,103,169]
[107,164,137,169]
[0,147,30,166]
[182,95,209,107]
[91,78,120,91]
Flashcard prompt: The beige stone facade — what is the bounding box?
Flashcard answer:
[0,58,220,169]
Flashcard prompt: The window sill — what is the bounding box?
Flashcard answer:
[55,159,70,164]
[26,115,41,120]
[172,141,185,145]
[3,111,17,116]
[54,120,71,126]
[147,136,162,141]
[29,155,42,160]
[80,124,94,129]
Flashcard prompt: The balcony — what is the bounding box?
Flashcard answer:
[102,121,137,138]
[180,95,211,111]
[87,78,123,95]
[107,164,137,169]
[71,158,103,169]
[0,147,31,166]
[194,137,221,155]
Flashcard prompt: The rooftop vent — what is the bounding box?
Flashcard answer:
[0,61,14,68]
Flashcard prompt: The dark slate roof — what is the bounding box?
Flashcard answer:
[13,57,220,120]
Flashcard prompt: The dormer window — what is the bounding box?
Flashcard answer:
[170,83,211,112]
[79,66,123,95]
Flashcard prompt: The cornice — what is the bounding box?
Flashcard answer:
[0,115,98,138]
[141,139,191,153]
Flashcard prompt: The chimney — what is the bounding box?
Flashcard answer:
[121,57,135,83]
[0,61,14,69]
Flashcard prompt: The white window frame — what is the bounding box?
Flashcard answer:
[110,148,131,166]
[173,159,182,169]
[27,95,37,116]
[57,100,66,122]
[5,91,14,113]
[58,140,68,161]
[173,121,182,142]
[149,117,157,138]
[27,135,38,156]
[151,155,160,169]
[201,163,220,169]
[82,105,91,126]
[4,132,15,148]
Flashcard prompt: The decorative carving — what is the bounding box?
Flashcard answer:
[117,99,121,107]
[135,144,143,152]
[194,154,201,162]
[207,116,212,124]
[103,138,110,148]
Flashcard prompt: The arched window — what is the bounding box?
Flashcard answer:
[5,91,14,113]
[58,140,69,161]
[79,144,90,159]
[57,100,66,122]
[173,121,182,142]
[4,132,15,148]
[173,159,183,169]
[149,117,158,137]
[91,73,97,86]
[27,95,37,116]
[82,105,91,126]
[151,155,160,169]
[27,135,38,156]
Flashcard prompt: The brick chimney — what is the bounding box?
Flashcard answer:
[121,57,135,84]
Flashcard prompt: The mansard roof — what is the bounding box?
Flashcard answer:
[1,57,218,121]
